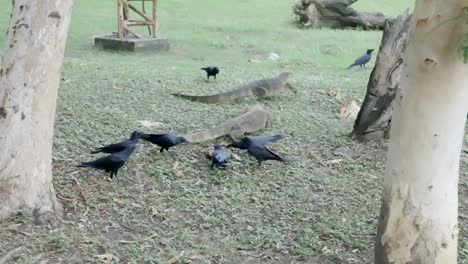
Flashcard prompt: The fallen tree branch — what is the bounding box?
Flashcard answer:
[293,0,390,30]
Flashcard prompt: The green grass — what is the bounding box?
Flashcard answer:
[1,0,468,263]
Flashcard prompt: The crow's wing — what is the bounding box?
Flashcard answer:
[101,141,129,152]
[248,144,284,162]
[141,134,168,144]
[213,149,230,163]
[79,155,123,169]
[353,54,371,65]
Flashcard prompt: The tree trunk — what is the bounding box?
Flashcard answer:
[374,1,468,263]
[352,11,412,142]
[0,0,73,223]
[293,0,389,30]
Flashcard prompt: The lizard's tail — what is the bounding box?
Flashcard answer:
[171,93,223,104]
[171,88,251,104]
[280,156,293,163]
[183,125,230,143]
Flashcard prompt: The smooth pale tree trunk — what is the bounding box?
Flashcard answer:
[375,1,468,263]
[0,0,73,223]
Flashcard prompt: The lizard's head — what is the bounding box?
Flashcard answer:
[278,72,293,80]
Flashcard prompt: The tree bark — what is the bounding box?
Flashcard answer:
[293,0,389,30]
[374,1,468,263]
[353,11,412,142]
[0,0,73,223]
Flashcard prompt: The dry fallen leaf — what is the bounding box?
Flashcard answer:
[321,245,331,253]
[248,58,261,63]
[231,153,241,161]
[137,120,163,128]
[95,254,119,264]
[319,233,332,240]
[112,198,125,205]
[340,99,362,120]
[207,146,214,157]
[172,161,182,177]
[188,255,204,260]
[326,89,344,100]
[325,158,344,165]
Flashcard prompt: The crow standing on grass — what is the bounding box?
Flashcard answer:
[77,143,137,180]
[91,130,144,154]
[348,49,374,69]
[227,135,289,166]
[228,135,284,149]
[140,133,187,152]
[211,144,231,169]
[201,66,219,81]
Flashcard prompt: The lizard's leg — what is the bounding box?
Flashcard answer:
[253,87,268,101]
[286,83,298,94]
[229,127,245,140]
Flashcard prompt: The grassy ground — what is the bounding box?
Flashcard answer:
[1,0,467,263]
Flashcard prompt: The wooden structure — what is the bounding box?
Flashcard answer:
[118,0,158,38]
[94,0,169,52]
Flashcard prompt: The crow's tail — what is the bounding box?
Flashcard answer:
[77,162,94,168]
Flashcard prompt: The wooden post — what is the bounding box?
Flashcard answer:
[117,0,124,38]
[153,0,158,37]
[123,0,129,21]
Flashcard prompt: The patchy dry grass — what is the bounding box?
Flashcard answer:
[1,0,467,263]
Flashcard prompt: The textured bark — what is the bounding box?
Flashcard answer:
[0,0,73,223]
[353,11,412,142]
[293,0,389,30]
[374,1,468,263]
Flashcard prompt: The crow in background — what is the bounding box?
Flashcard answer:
[201,66,219,81]
[91,130,144,154]
[227,135,289,166]
[348,49,374,69]
[140,133,187,152]
[211,144,231,169]
[77,143,137,180]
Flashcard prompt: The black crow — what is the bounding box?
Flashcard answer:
[227,136,289,166]
[211,144,231,169]
[348,49,374,69]
[228,135,284,149]
[77,143,136,179]
[91,130,144,154]
[201,66,219,80]
[140,133,187,152]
